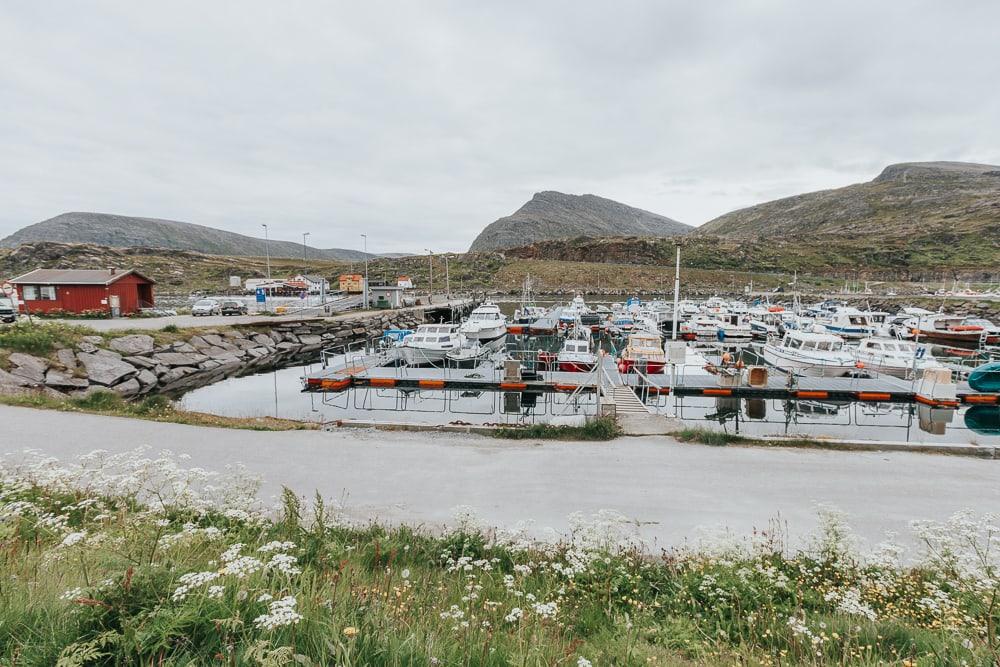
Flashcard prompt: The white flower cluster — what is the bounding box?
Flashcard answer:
[504,607,523,623]
[258,540,296,553]
[172,571,221,601]
[825,588,877,621]
[531,601,558,619]
[60,587,84,601]
[253,595,303,630]
[60,531,88,548]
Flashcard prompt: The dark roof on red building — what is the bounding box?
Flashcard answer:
[10,268,156,285]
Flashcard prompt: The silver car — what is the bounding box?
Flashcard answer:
[191,299,221,316]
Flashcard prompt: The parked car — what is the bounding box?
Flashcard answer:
[220,300,249,316]
[191,299,221,316]
[0,296,17,323]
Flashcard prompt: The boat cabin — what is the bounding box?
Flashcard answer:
[778,331,846,352]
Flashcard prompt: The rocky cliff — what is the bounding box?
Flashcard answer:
[1,212,373,261]
[469,192,690,252]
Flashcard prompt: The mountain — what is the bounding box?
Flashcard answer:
[0,212,373,261]
[468,191,690,252]
[698,161,1000,239]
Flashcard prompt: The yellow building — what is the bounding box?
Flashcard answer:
[338,274,364,293]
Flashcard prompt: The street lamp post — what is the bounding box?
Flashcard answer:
[302,232,311,304]
[261,224,272,312]
[424,249,433,304]
[445,255,450,300]
[361,234,368,310]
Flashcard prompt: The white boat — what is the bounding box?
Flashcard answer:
[401,324,462,365]
[762,330,858,377]
[559,294,590,323]
[853,337,943,378]
[814,308,876,340]
[556,332,598,373]
[685,314,752,341]
[459,301,507,343]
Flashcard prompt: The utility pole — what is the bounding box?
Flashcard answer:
[672,244,681,340]
[361,234,369,310]
[261,223,272,311]
[425,249,434,305]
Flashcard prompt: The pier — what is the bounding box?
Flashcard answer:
[302,349,999,407]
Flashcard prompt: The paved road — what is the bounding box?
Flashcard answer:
[2,405,996,550]
[33,297,470,331]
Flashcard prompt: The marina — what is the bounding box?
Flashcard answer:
[179,291,1000,447]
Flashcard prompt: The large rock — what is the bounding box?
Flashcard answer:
[108,334,155,355]
[152,352,209,367]
[0,368,32,388]
[44,369,89,390]
[8,353,49,384]
[56,348,78,370]
[136,369,158,387]
[124,355,158,369]
[78,352,138,386]
[112,378,141,396]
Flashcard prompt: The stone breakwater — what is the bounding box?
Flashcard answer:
[0,311,425,399]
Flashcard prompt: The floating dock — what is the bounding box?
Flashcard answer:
[302,351,1000,407]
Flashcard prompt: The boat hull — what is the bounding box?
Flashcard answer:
[914,328,984,344]
[619,358,665,374]
[557,360,597,373]
[762,346,856,377]
[402,346,451,366]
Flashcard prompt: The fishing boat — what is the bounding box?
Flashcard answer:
[459,301,507,343]
[853,337,943,378]
[761,330,858,377]
[528,307,561,336]
[559,294,590,324]
[963,317,1000,345]
[446,338,501,367]
[401,324,462,365]
[814,308,876,340]
[911,314,986,345]
[619,331,666,374]
[556,331,598,373]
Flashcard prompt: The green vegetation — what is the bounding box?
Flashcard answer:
[492,416,621,441]
[0,389,318,432]
[673,427,747,446]
[0,321,91,356]
[1,450,998,665]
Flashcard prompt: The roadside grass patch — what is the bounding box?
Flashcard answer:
[0,321,93,356]
[0,389,318,431]
[0,450,997,665]
[492,416,621,441]
[674,427,746,446]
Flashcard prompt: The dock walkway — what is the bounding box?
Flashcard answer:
[302,352,999,407]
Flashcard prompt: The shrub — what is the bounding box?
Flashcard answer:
[493,416,621,441]
[0,322,91,356]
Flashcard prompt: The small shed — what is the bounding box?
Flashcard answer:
[10,268,156,316]
[369,285,405,309]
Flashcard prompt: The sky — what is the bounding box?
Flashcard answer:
[1,2,999,254]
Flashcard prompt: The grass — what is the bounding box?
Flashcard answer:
[673,427,748,446]
[0,450,998,665]
[492,416,622,441]
[0,389,319,432]
[0,321,93,356]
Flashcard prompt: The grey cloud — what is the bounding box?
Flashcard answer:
[0,1,998,252]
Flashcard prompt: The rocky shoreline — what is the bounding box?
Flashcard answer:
[0,311,426,399]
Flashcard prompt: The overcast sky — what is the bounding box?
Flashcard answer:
[1,2,998,253]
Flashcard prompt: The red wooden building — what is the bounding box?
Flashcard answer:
[10,268,156,316]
